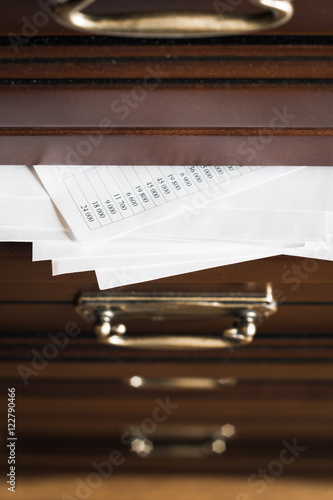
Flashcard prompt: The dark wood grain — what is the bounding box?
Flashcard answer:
[1,83,333,129]
[1,3,333,165]
[2,360,332,381]
[1,45,333,80]
[1,378,332,400]
[2,133,333,166]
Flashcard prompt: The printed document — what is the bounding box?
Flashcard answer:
[34,165,300,243]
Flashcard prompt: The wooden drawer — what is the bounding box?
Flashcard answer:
[1,242,333,383]
[1,377,332,475]
[1,2,333,166]
[1,238,331,479]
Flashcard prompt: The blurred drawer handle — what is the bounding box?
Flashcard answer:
[54,0,294,38]
[127,376,237,389]
[76,288,277,350]
[130,424,236,458]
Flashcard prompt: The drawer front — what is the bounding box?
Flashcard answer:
[1,247,333,478]
[1,2,333,167]
[1,377,332,475]
[1,242,333,377]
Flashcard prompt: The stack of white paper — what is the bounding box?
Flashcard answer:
[1,165,332,289]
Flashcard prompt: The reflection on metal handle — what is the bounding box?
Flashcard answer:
[130,424,236,458]
[95,310,258,350]
[54,0,294,38]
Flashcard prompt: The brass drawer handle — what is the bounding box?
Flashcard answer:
[54,0,294,38]
[129,424,236,458]
[96,310,257,349]
[127,376,237,389]
[76,289,276,350]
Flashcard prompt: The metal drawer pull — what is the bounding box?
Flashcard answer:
[130,424,235,458]
[127,376,237,390]
[98,310,258,349]
[54,0,294,38]
[76,289,276,350]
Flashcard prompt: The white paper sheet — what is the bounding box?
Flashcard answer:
[0,165,48,198]
[0,196,68,230]
[327,213,333,244]
[33,239,225,261]
[0,226,72,242]
[1,164,332,291]
[95,252,279,289]
[119,167,330,250]
[130,207,326,242]
[33,236,304,262]
[49,206,325,277]
[51,241,284,275]
[282,241,333,261]
[211,167,333,212]
[34,165,300,243]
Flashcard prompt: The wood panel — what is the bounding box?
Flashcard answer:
[1,3,333,166]
[2,83,333,129]
[0,82,332,166]
[1,475,333,500]
[3,360,332,381]
[2,133,333,166]
[6,396,333,420]
[2,378,333,400]
[1,303,333,335]
[1,45,333,80]
[3,281,333,302]
[5,416,333,442]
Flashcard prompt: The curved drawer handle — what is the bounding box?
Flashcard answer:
[54,0,294,38]
[127,375,237,389]
[130,424,236,458]
[95,310,258,350]
[76,289,276,350]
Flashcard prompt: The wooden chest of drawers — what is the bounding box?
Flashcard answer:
[0,0,333,494]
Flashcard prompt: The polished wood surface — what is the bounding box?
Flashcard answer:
[2,476,333,500]
[1,2,333,165]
